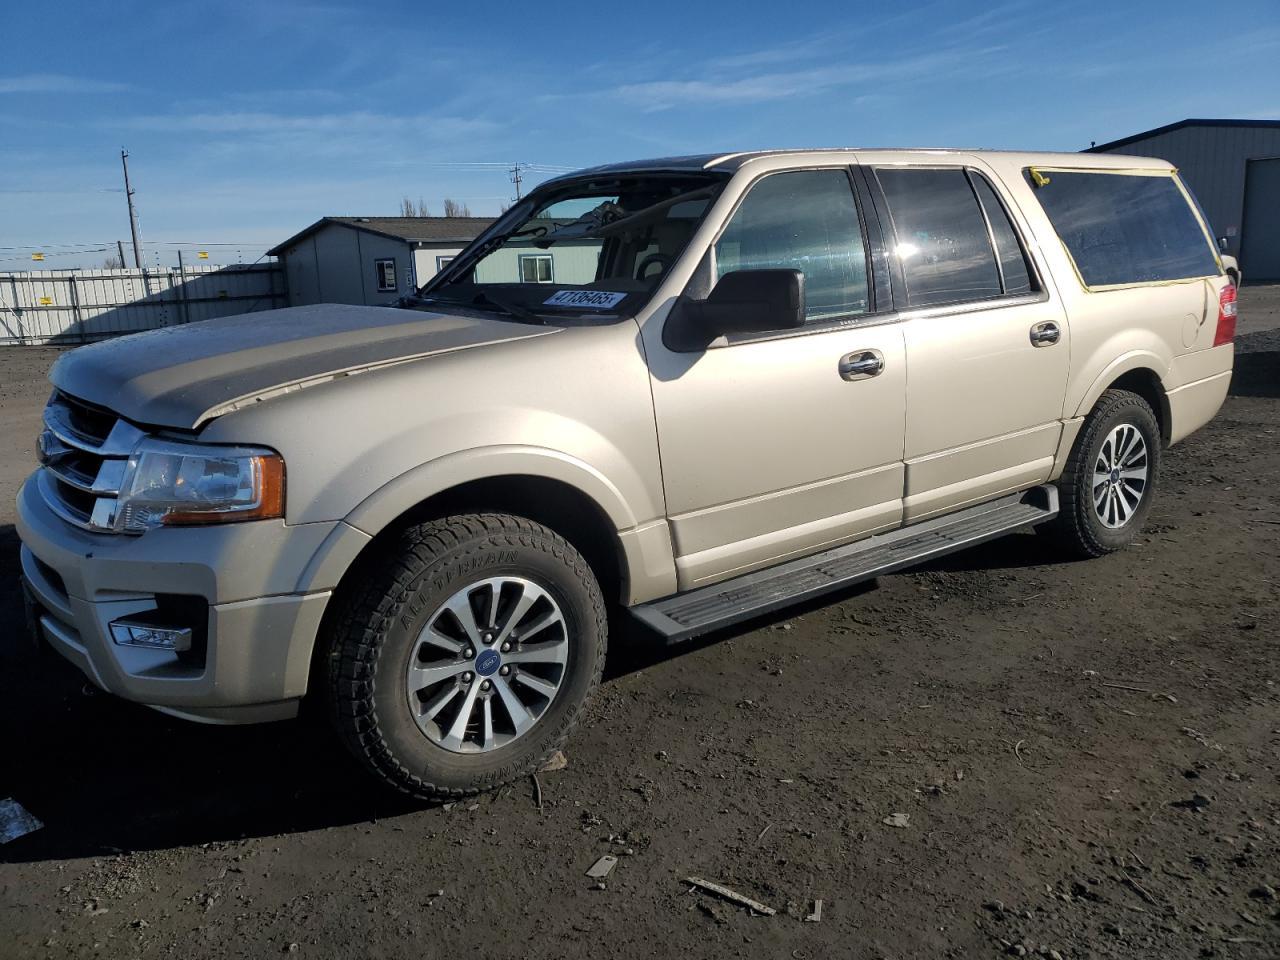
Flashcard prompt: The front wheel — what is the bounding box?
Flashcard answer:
[1044,389,1162,558]
[326,513,606,800]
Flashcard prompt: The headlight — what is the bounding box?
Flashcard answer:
[115,438,285,533]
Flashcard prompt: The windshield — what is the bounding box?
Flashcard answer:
[418,173,726,322]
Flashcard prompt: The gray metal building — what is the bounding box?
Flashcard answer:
[268,216,494,307]
[1087,119,1280,281]
[269,215,606,308]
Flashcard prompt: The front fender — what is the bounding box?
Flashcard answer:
[290,445,644,597]
[345,444,639,535]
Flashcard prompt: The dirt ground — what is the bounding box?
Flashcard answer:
[1,289,1278,960]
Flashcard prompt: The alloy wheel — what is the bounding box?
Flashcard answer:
[1092,423,1149,529]
[404,576,569,753]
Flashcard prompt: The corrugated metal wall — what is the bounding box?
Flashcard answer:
[1241,158,1280,281]
[0,263,285,345]
[1091,125,1280,262]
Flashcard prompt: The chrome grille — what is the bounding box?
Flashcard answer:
[37,391,146,534]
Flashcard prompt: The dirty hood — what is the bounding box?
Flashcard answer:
[49,303,557,429]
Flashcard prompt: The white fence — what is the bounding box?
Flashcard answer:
[0,263,286,345]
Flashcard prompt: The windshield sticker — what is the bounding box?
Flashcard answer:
[543,290,627,310]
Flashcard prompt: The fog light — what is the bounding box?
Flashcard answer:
[109,618,193,652]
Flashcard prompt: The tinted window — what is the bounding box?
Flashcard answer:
[972,174,1034,295]
[877,168,1002,307]
[715,170,869,323]
[1026,171,1218,286]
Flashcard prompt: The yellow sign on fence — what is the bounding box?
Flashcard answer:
[31,252,45,261]
[38,296,53,305]
[197,251,209,259]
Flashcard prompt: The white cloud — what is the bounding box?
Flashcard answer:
[114,110,497,139]
[0,73,130,94]
[610,47,1010,112]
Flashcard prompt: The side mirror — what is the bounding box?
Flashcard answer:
[667,269,805,350]
[1217,236,1229,252]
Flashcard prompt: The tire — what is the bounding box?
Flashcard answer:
[326,513,607,800]
[1044,389,1162,559]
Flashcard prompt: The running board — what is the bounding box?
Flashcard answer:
[631,485,1058,643]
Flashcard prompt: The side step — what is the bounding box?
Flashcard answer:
[631,485,1058,643]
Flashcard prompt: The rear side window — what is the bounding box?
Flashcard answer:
[715,169,870,323]
[875,168,1002,307]
[971,174,1034,296]
[1025,171,1218,286]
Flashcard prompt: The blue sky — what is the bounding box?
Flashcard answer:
[3,0,1278,269]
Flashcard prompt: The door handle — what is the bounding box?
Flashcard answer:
[838,349,885,381]
[1029,321,1061,347]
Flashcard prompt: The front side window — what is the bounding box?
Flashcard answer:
[714,169,869,323]
[876,168,1002,308]
[375,258,397,292]
[519,254,554,283]
[1025,170,1218,287]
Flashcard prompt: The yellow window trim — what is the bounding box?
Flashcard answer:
[1021,166,1224,292]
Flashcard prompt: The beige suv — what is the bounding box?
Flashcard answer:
[18,149,1236,798]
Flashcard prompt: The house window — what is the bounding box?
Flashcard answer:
[436,255,454,273]
[519,254,554,283]
[375,258,397,292]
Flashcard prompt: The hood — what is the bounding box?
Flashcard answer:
[49,303,557,429]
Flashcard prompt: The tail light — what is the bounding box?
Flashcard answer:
[1214,283,1237,347]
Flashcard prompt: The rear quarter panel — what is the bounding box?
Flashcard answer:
[979,156,1231,437]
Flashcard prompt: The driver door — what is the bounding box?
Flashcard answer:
[640,167,907,589]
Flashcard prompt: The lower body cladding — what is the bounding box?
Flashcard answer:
[15,475,337,724]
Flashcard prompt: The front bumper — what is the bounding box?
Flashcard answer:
[15,474,338,724]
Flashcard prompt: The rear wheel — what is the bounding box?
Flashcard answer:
[327,513,606,800]
[1044,389,1162,558]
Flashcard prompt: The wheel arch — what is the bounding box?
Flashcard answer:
[1073,354,1172,445]
[300,473,634,701]
[311,446,639,591]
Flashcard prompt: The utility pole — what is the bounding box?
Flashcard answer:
[121,149,142,268]
[509,162,524,201]
[116,240,126,268]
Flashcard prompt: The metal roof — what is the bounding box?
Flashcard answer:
[1085,118,1280,153]
[268,216,495,255]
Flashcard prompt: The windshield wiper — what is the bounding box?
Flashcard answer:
[470,291,545,325]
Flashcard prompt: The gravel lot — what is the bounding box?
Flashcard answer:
[2,288,1278,959]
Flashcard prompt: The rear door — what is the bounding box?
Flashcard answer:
[642,167,907,589]
[865,159,1070,521]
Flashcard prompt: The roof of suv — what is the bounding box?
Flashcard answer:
[560,148,1169,179]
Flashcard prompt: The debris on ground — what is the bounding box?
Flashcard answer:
[882,813,910,828]
[684,877,777,916]
[804,899,823,922]
[586,855,617,879]
[540,750,568,772]
[0,798,42,843]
